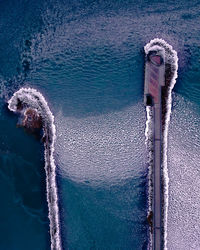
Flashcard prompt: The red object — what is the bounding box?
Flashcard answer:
[151,55,161,65]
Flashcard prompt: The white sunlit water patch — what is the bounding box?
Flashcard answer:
[55,102,147,186]
[167,95,200,250]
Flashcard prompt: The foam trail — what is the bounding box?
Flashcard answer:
[8,88,62,250]
[144,38,178,250]
[145,106,153,249]
[145,106,152,146]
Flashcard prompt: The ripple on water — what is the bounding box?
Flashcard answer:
[55,102,147,186]
[167,94,200,250]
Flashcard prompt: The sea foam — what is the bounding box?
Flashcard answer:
[8,88,62,250]
[144,38,178,250]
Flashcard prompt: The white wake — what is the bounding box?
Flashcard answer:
[8,88,62,250]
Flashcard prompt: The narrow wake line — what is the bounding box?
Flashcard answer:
[8,88,62,250]
[144,38,178,250]
[145,106,153,249]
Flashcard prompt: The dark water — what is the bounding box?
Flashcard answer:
[0,0,200,249]
[0,108,50,249]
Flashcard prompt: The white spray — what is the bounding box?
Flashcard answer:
[145,105,153,249]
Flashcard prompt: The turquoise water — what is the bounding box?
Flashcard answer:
[0,0,200,249]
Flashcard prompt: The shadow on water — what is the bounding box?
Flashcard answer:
[27,47,145,119]
[59,49,145,118]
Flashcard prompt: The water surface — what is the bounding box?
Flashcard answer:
[0,0,200,249]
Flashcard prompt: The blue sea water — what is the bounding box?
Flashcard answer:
[0,0,200,249]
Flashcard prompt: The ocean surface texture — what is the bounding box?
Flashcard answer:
[0,0,200,249]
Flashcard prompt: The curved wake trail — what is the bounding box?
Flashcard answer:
[144,38,178,249]
[8,88,62,250]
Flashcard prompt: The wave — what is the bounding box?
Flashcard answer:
[8,88,62,250]
[144,38,178,250]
